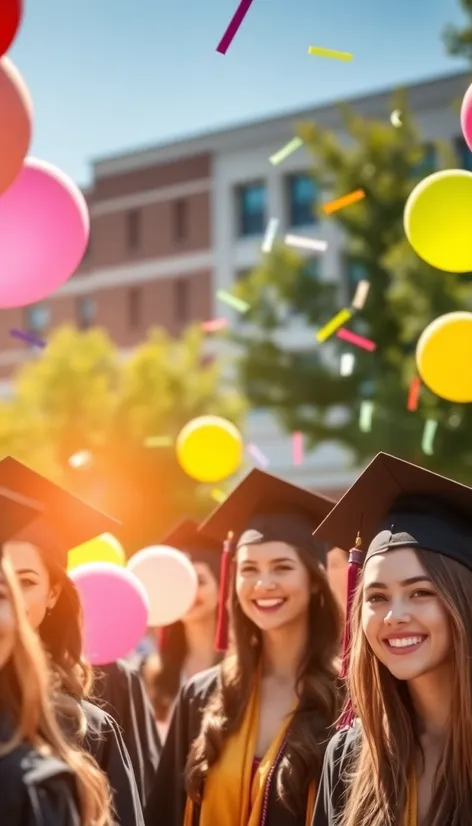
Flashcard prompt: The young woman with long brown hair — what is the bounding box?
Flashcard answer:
[311,452,472,826]
[0,493,112,826]
[0,456,144,825]
[145,469,343,826]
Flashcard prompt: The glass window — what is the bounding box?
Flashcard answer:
[128,287,142,328]
[76,297,96,329]
[173,200,188,241]
[287,173,318,227]
[411,143,436,178]
[25,304,50,332]
[345,257,367,301]
[454,135,472,171]
[236,182,266,237]
[174,278,190,324]
[127,210,141,249]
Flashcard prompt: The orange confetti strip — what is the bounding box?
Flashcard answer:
[323,189,365,215]
[407,377,421,411]
[200,318,228,333]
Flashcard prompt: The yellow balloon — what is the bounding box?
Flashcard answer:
[176,415,243,483]
[416,312,472,402]
[68,533,126,571]
[404,170,472,273]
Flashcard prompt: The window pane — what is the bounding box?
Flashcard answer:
[411,143,436,177]
[175,278,189,324]
[25,304,50,331]
[287,173,317,227]
[345,257,367,301]
[454,135,472,171]
[76,297,96,329]
[237,182,266,237]
[128,287,142,328]
[174,200,188,241]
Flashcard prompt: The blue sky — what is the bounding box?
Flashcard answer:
[9,0,469,186]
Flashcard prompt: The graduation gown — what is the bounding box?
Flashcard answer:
[80,699,145,826]
[145,666,315,826]
[310,725,359,826]
[92,660,161,806]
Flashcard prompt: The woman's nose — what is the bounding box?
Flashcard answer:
[384,599,411,624]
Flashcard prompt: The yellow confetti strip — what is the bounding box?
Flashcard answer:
[308,45,353,61]
[211,488,227,503]
[144,436,173,448]
[216,290,249,313]
[316,309,352,342]
[269,137,303,166]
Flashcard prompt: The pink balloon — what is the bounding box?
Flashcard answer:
[0,157,89,308]
[70,563,149,666]
[461,83,472,151]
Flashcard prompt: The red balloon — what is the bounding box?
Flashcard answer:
[0,0,23,57]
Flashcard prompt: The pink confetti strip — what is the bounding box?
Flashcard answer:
[246,443,269,467]
[216,0,256,55]
[292,431,304,466]
[200,317,228,333]
[336,327,376,351]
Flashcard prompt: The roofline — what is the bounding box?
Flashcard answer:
[91,68,470,178]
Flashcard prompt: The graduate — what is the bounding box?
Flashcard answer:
[149,518,223,743]
[311,452,472,826]
[145,469,343,826]
[92,658,161,805]
[0,457,144,826]
[0,489,112,826]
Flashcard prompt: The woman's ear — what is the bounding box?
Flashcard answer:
[47,581,62,611]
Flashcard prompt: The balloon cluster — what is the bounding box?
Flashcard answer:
[0,1,89,309]
[403,82,472,404]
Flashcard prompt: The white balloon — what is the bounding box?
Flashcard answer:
[128,545,198,626]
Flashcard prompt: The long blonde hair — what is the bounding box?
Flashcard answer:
[0,552,112,826]
[341,548,472,826]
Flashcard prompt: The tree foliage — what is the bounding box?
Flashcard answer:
[7,325,245,553]
[444,0,472,61]
[232,93,472,481]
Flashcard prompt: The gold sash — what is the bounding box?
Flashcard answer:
[404,771,417,826]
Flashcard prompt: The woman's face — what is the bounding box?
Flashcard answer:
[362,547,451,682]
[235,541,312,633]
[3,541,60,630]
[0,576,15,668]
[183,561,219,623]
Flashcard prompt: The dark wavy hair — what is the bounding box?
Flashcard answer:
[185,544,343,815]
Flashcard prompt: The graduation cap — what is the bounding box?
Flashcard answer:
[160,518,221,582]
[0,457,120,569]
[312,451,472,725]
[199,468,336,650]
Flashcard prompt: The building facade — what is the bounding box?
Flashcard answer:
[1,70,470,493]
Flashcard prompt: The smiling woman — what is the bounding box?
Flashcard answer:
[311,452,472,826]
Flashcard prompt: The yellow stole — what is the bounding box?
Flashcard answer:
[403,771,417,826]
[183,675,316,826]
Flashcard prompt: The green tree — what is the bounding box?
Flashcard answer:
[10,325,245,553]
[232,95,472,481]
[444,0,472,61]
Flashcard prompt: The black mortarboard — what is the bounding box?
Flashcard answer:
[0,457,120,568]
[160,518,221,581]
[200,469,335,651]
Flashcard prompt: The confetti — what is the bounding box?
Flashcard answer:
[144,436,173,448]
[351,280,370,310]
[421,419,438,455]
[269,137,303,166]
[407,377,421,411]
[292,431,304,466]
[316,309,352,342]
[308,45,353,61]
[323,189,365,215]
[216,0,256,55]
[216,290,250,313]
[211,488,227,503]
[10,328,46,348]
[262,218,279,253]
[336,327,376,351]
[340,353,355,376]
[247,443,269,467]
[390,109,402,128]
[284,234,327,253]
[359,401,374,433]
[200,317,228,333]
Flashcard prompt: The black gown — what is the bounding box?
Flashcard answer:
[80,699,145,826]
[145,666,319,826]
[310,724,360,826]
[0,715,80,826]
[92,660,161,806]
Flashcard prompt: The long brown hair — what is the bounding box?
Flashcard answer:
[185,545,342,814]
[0,552,112,825]
[342,548,472,826]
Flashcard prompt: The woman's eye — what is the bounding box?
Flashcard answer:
[19,578,36,588]
[366,593,387,603]
[411,589,435,598]
[275,565,293,572]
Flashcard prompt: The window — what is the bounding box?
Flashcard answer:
[454,135,472,171]
[287,173,318,227]
[174,278,190,324]
[25,304,50,333]
[173,200,188,241]
[127,210,141,249]
[128,287,142,328]
[345,257,367,301]
[235,268,252,282]
[76,297,96,329]
[411,143,436,178]
[236,182,266,237]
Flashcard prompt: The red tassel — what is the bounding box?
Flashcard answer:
[214,532,233,652]
[337,537,363,729]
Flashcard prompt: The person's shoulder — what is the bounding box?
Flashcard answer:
[81,698,118,734]
[0,744,74,790]
[182,665,221,703]
[324,722,361,769]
